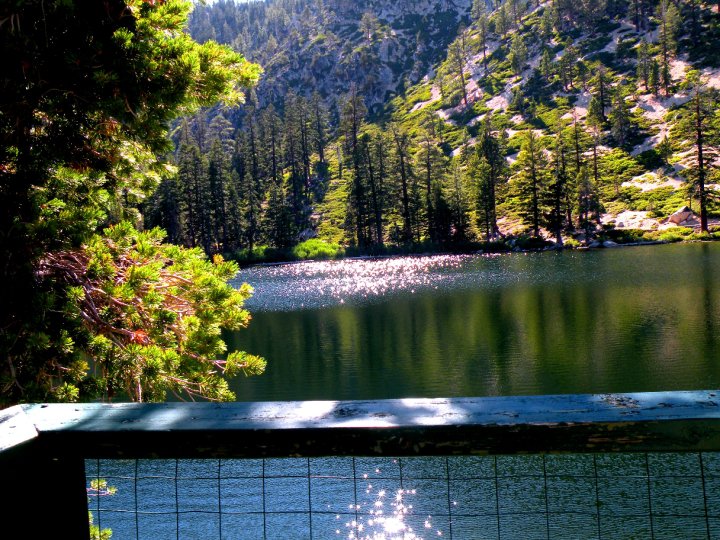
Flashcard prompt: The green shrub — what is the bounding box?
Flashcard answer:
[563,238,581,248]
[658,230,692,243]
[292,239,345,260]
[658,233,681,243]
[514,235,552,250]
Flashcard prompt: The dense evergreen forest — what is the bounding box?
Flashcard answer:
[144,0,720,261]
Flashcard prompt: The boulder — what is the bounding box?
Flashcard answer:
[297,228,317,242]
[668,206,694,225]
[587,240,603,248]
[603,240,619,248]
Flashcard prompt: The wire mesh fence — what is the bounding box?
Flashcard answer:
[87,452,720,539]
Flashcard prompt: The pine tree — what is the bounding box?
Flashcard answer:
[341,87,370,246]
[207,113,236,155]
[509,33,528,76]
[472,0,487,20]
[544,132,570,244]
[636,40,651,92]
[240,119,263,253]
[0,0,261,403]
[495,4,511,36]
[207,139,232,252]
[448,164,472,243]
[449,39,470,108]
[284,93,310,233]
[472,115,507,239]
[471,153,495,240]
[389,123,415,244]
[177,142,210,250]
[477,13,491,76]
[649,59,661,96]
[516,130,549,237]
[416,126,448,242]
[610,87,632,151]
[311,93,330,186]
[557,46,578,91]
[655,0,681,96]
[589,64,611,124]
[576,165,601,239]
[539,5,556,39]
[675,81,720,233]
[540,48,555,84]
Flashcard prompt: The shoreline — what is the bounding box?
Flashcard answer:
[237,234,719,269]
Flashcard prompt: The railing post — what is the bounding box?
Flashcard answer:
[1,406,90,540]
[3,446,90,540]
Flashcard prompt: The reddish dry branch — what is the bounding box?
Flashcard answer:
[36,248,195,350]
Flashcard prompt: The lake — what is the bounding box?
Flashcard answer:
[90,243,720,539]
[228,242,720,401]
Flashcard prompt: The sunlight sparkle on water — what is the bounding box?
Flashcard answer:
[338,471,444,540]
[238,254,478,311]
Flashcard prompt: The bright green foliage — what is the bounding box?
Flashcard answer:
[38,223,265,402]
[292,239,345,260]
[88,479,116,539]
[0,0,261,404]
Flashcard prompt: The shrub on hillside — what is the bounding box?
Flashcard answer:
[292,239,345,260]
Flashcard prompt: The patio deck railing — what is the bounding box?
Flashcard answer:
[3,390,720,539]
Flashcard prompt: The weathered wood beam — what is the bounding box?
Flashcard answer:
[6,390,720,459]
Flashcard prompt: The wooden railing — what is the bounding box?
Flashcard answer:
[3,390,720,539]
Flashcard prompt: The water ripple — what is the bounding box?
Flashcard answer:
[233,253,558,312]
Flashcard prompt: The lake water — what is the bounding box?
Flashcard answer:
[89,243,720,539]
[229,242,720,401]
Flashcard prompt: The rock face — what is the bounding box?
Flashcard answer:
[668,206,694,225]
[189,0,473,116]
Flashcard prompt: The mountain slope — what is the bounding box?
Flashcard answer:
[189,0,473,114]
[147,0,720,258]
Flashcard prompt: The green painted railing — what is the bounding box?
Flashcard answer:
[2,390,720,539]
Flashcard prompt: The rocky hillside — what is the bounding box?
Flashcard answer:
[189,0,472,115]
[312,0,720,242]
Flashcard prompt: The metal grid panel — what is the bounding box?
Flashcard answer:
[87,453,720,539]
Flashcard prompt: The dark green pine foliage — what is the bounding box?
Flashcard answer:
[239,118,263,253]
[259,105,296,248]
[544,132,570,244]
[610,87,633,151]
[0,0,261,404]
[416,126,450,243]
[471,115,507,240]
[516,129,548,238]
[588,64,611,126]
[576,164,602,238]
[636,40,652,92]
[674,82,720,233]
[655,0,680,96]
[207,138,234,252]
[448,164,472,243]
[389,124,417,244]
[177,141,212,251]
[311,92,330,195]
[340,88,370,246]
[360,131,388,246]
